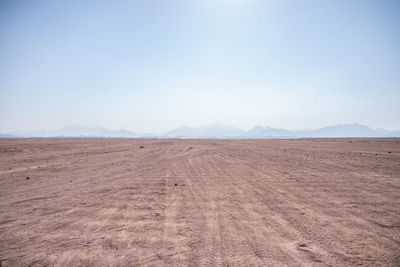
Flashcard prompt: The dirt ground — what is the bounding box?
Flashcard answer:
[0,138,399,266]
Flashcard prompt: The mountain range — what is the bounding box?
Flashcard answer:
[1,123,400,138]
[3,125,139,138]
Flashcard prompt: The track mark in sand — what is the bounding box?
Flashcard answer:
[212,150,331,265]
[0,220,15,226]
[0,164,50,175]
[183,157,225,266]
[11,196,56,205]
[161,165,189,265]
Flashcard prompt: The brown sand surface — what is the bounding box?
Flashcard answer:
[0,138,399,266]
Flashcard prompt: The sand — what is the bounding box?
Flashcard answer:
[0,138,399,266]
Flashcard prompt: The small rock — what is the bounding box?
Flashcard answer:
[298,243,307,248]
[26,177,30,180]
[388,151,392,153]
[139,146,145,149]
[174,183,178,186]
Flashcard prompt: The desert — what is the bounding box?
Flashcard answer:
[0,138,399,266]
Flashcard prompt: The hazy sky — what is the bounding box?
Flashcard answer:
[1,0,399,133]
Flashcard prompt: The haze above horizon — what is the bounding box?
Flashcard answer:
[1,0,399,133]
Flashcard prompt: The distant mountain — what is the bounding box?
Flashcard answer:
[309,124,379,138]
[247,126,298,138]
[249,124,400,138]
[1,123,400,138]
[165,122,245,138]
[0,133,15,138]
[374,128,400,137]
[247,124,400,138]
[6,124,138,138]
[164,123,400,138]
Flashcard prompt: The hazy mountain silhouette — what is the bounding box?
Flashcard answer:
[309,124,379,137]
[247,124,400,138]
[6,124,137,138]
[0,133,15,138]
[165,123,400,138]
[247,126,298,138]
[2,123,400,138]
[165,122,245,138]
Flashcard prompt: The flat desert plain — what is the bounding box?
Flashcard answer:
[0,138,399,266]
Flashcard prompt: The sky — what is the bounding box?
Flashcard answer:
[0,0,399,133]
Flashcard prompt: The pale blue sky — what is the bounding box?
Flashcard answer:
[1,0,399,133]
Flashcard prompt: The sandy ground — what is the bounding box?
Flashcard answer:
[0,138,399,266]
